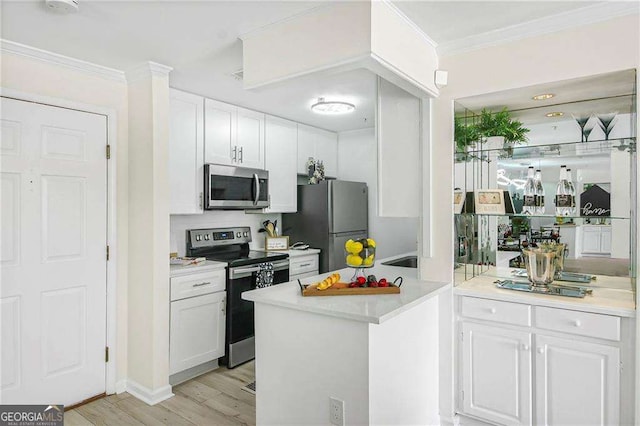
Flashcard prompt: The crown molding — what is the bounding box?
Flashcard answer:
[438,2,640,57]
[126,62,173,83]
[379,0,438,49]
[1,39,126,83]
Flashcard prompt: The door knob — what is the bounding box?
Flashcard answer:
[537,347,545,354]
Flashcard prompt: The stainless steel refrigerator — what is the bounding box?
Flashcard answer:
[282,180,368,273]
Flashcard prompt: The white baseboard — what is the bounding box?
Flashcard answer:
[125,380,174,405]
[115,379,127,394]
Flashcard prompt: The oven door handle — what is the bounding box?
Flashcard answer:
[229,260,289,279]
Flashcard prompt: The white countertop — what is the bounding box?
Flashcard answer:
[170,260,227,277]
[454,267,636,317]
[242,253,449,325]
[278,248,321,258]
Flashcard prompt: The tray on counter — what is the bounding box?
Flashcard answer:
[298,280,401,297]
[511,269,595,283]
[496,279,592,298]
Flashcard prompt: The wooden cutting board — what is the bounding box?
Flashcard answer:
[301,282,400,297]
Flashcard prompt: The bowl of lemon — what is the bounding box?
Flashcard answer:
[345,238,376,268]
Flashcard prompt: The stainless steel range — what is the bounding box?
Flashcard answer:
[186,226,289,368]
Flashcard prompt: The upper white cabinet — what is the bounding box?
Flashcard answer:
[204,99,265,170]
[169,89,204,214]
[264,115,298,213]
[297,124,338,178]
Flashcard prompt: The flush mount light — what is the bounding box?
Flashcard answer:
[545,112,564,117]
[532,93,554,101]
[311,98,355,114]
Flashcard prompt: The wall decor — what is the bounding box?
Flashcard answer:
[580,184,611,216]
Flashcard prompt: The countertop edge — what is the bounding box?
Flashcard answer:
[453,286,636,318]
[244,280,451,325]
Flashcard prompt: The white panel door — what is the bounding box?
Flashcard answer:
[582,227,602,254]
[236,107,265,170]
[170,291,226,374]
[264,116,297,213]
[0,97,107,405]
[204,98,235,166]
[535,335,619,426]
[461,322,532,426]
[169,89,204,214]
[315,128,338,178]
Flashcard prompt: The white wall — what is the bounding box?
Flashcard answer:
[1,49,130,389]
[337,128,419,259]
[431,14,640,423]
[170,211,282,256]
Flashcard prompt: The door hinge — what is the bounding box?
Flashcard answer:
[105,346,109,363]
[106,144,111,159]
[461,390,464,401]
[460,330,464,342]
[106,245,110,261]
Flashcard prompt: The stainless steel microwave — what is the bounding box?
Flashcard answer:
[204,164,269,210]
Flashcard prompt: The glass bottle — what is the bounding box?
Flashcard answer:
[534,169,545,215]
[555,165,572,216]
[522,166,536,214]
[566,168,576,215]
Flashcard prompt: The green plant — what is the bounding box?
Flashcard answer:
[476,107,530,144]
[454,116,480,153]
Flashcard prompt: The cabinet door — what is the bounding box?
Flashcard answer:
[236,107,265,170]
[170,291,226,374]
[265,116,297,213]
[316,128,338,178]
[297,124,316,174]
[461,322,532,425]
[582,227,602,254]
[204,98,236,166]
[535,335,619,426]
[600,228,612,254]
[169,89,204,214]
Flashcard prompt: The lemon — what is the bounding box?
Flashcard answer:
[367,238,376,248]
[363,256,374,266]
[347,254,363,267]
[345,239,354,251]
[348,242,363,255]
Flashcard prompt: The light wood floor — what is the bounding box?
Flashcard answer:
[66,362,256,426]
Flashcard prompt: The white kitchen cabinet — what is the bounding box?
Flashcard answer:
[264,115,298,213]
[296,124,338,177]
[204,98,265,169]
[169,89,204,214]
[169,268,226,375]
[581,225,611,255]
[461,322,532,426]
[289,252,319,281]
[535,335,619,426]
[457,296,624,426]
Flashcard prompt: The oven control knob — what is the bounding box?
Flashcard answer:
[243,232,249,237]
[196,235,202,241]
[204,234,210,240]
[236,232,241,238]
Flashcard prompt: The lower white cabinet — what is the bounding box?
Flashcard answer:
[461,322,532,425]
[458,296,623,426]
[581,226,612,255]
[170,270,226,375]
[289,252,319,281]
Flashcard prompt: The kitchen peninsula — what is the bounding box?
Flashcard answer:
[242,257,449,425]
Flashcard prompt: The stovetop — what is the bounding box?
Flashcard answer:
[186,226,288,267]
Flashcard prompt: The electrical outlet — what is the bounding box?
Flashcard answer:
[329,397,344,426]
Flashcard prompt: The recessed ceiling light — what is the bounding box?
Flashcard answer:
[311,98,355,115]
[545,112,564,117]
[532,93,554,101]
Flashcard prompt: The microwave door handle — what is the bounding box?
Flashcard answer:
[253,173,260,206]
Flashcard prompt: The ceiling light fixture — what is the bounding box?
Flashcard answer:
[545,112,564,117]
[532,93,554,101]
[311,98,355,115]
[45,0,79,13]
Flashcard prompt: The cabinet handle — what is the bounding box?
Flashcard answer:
[239,146,243,163]
[298,263,311,267]
[573,319,582,327]
[192,281,210,287]
[232,146,237,162]
[521,344,530,351]
[489,308,497,314]
[537,347,545,354]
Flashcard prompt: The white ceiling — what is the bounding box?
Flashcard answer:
[0,1,629,132]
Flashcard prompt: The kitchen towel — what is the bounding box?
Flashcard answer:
[255,262,274,288]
